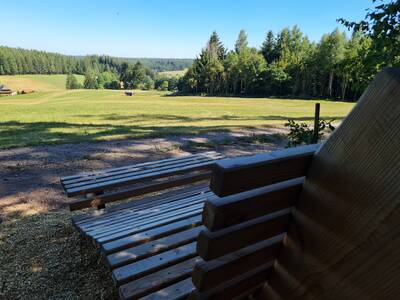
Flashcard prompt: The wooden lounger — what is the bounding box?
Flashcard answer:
[61,151,226,299]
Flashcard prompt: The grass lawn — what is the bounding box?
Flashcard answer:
[0,74,84,91]
[0,86,354,149]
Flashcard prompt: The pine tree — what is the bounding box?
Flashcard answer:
[261,30,277,63]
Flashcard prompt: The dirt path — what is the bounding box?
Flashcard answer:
[0,129,286,299]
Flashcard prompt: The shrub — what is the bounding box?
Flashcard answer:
[65,74,81,89]
[285,119,335,147]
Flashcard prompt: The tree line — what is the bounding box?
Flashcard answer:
[0,46,192,75]
[179,1,399,101]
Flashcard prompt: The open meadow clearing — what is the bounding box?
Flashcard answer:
[0,76,354,149]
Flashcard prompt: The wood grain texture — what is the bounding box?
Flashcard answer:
[203,178,303,231]
[193,236,282,291]
[189,263,273,300]
[69,172,210,211]
[198,210,290,261]
[210,144,317,197]
[262,68,400,299]
[119,257,201,300]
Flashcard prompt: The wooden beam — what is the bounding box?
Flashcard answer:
[203,178,303,231]
[210,144,318,197]
[198,209,290,261]
[264,68,400,299]
[192,236,282,291]
[141,278,195,300]
[189,263,273,300]
[69,172,211,211]
[119,257,201,300]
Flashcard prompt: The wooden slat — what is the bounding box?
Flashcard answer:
[73,185,208,225]
[81,193,208,233]
[141,278,195,300]
[101,215,202,254]
[63,155,216,190]
[119,257,201,300]
[69,172,211,211]
[203,178,303,231]
[62,152,222,186]
[88,201,205,239]
[198,209,290,261]
[65,158,219,197]
[113,242,197,286]
[192,236,282,291]
[210,144,318,197]
[106,226,204,269]
[189,263,273,300]
[96,208,204,244]
[61,151,221,182]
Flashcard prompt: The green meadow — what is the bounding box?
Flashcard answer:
[0,75,354,149]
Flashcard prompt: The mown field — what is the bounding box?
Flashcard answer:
[0,75,354,149]
[0,74,85,91]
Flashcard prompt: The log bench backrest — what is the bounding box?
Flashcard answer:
[191,144,319,299]
[263,67,400,299]
[192,68,400,300]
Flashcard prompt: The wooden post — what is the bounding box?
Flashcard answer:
[312,103,320,144]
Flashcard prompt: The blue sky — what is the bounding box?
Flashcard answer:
[0,0,371,58]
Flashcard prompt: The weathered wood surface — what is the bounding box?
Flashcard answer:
[71,182,210,299]
[189,263,273,300]
[141,278,195,300]
[210,144,317,197]
[203,178,303,231]
[69,172,211,211]
[262,68,400,299]
[106,226,204,269]
[193,236,283,291]
[198,210,290,260]
[61,151,224,196]
[119,257,201,300]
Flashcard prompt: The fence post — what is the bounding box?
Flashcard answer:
[312,103,320,143]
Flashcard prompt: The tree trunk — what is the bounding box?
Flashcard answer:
[328,71,334,97]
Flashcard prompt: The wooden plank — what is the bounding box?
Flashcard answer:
[87,201,205,239]
[192,236,282,291]
[66,159,218,196]
[101,215,202,255]
[61,151,221,182]
[62,152,222,186]
[264,68,400,299]
[96,208,204,244]
[72,185,208,225]
[106,226,203,269]
[113,242,197,286]
[198,209,290,261]
[80,192,208,232]
[203,178,303,231]
[141,278,195,300]
[69,172,211,211]
[63,155,216,190]
[119,257,201,300]
[189,263,273,300]
[210,144,318,197]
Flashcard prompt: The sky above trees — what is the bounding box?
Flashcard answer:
[1,0,371,58]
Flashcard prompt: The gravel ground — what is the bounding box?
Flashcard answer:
[0,128,287,300]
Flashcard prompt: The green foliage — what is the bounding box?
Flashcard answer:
[180,19,398,101]
[83,71,99,89]
[158,80,169,91]
[65,74,81,89]
[338,0,400,65]
[285,119,335,147]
